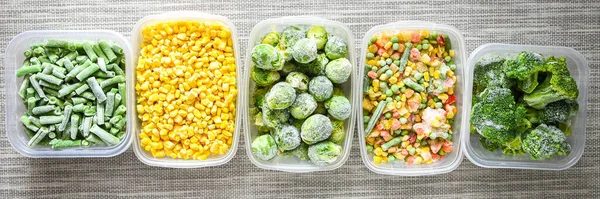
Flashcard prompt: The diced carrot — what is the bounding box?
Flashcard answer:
[406,156,415,165]
[390,119,401,131]
[376,123,385,131]
[442,140,453,152]
[428,139,442,154]
[410,32,421,43]
[367,71,378,79]
[380,130,392,141]
[404,89,414,98]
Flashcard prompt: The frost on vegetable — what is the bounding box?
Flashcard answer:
[308,76,333,102]
[262,103,290,129]
[301,114,333,144]
[325,95,351,120]
[279,25,305,50]
[306,26,328,50]
[274,125,301,151]
[522,124,571,160]
[251,66,280,86]
[328,118,345,144]
[251,44,284,71]
[325,57,352,84]
[324,35,348,60]
[292,38,318,64]
[251,134,278,161]
[297,53,329,77]
[308,141,342,166]
[290,93,318,120]
[261,31,280,46]
[285,72,309,92]
[265,82,296,109]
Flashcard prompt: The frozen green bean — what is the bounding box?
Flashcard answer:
[16,65,42,77]
[86,77,106,102]
[92,44,108,63]
[99,75,124,89]
[36,73,63,85]
[82,117,92,137]
[67,60,92,80]
[58,105,72,131]
[80,91,96,101]
[118,83,126,105]
[82,42,98,62]
[105,92,116,116]
[32,105,55,115]
[52,66,66,79]
[18,77,30,98]
[56,51,78,67]
[40,115,63,125]
[99,41,117,63]
[29,75,46,98]
[27,127,49,147]
[58,82,83,97]
[98,57,108,72]
[71,97,87,105]
[89,124,119,145]
[38,80,62,90]
[113,105,126,116]
[70,114,80,139]
[74,84,90,95]
[85,134,104,145]
[75,63,100,81]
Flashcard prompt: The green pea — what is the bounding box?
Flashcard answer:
[371,66,378,71]
[386,97,393,102]
[419,104,426,109]
[439,149,446,156]
[385,89,393,97]
[385,112,392,119]
[447,134,453,140]
[401,130,409,135]
[385,70,393,77]
[366,52,374,59]
[366,145,374,152]
[380,82,388,89]
[416,44,422,50]
[422,40,429,44]
[393,60,400,66]
[435,102,443,108]
[378,60,386,66]
[449,64,456,71]
[370,36,377,43]
[368,86,374,91]
[386,58,393,65]
[430,31,438,39]
[400,86,406,93]
[391,36,399,43]
[394,129,402,135]
[422,43,429,50]
[420,140,428,146]
[363,116,370,123]
[442,132,449,139]
[392,43,399,51]
[433,96,439,102]
[445,56,452,62]
[399,117,407,124]
[430,133,437,139]
[409,148,416,155]
[388,155,396,162]
[391,84,399,93]
[448,119,454,124]
[418,78,425,84]
[394,95,401,101]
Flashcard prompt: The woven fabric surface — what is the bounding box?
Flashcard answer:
[1,0,599,198]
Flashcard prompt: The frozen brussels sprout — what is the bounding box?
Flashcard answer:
[292,38,318,64]
[265,82,296,109]
[314,102,327,115]
[325,58,352,84]
[253,112,271,133]
[308,141,342,166]
[274,125,301,151]
[324,36,348,60]
[294,142,310,160]
[291,118,305,130]
[332,87,345,97]
[251,67,280,86]
[252,44,284,71]
[325,96,351,120]
[261,31,280,46]
[279,25,305,50]
[308,76,333,102]
[306,26,328,50]
[251,134,278,161]
[278,47,293,61]
[253,87,269,107]
[285,72,310,92]
[328,118,345,144]
[290,93,318,119]
[298,53,328,76]
[280,61,296,77]
[301,114,333,144]
[262,104,290,128]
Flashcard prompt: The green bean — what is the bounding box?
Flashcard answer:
[79,91,96,101]
[38,80,62,90]
[70,114,80,139]
[18,77,30,98]
[26,97,36,114]
[40,115,63,125]
[112,64,124,75]
[97,57,108,73]
[16,65,42,77]
[52,66,66,79]
[27,127,49,147]
[74,84,90,95]
[92,44,108,63]
[45,40,69,49]
[86,77,106,103]
[66,60,91,80]
[111,44,123,55]
[41,87,59,97]
[24,50,33,58]
[365,101,387,135]
[398,43,413,73]
[83,106,96,117]
[35,73,63,85]
[32,105,54,115]
[75,63,100,81]
[49,139,81,149]
[29,57,41,65]
[20,116,40,132]
[93,70,115,78]
[58,105,72,131]
[402,78,425,92]
[109,115,123,125]
[48,54,59,63]
[41,63,54,74]
[104,92,116,116]
[63,59,74,71]
[56,51,78,67]
[82,42,98,62]
[38,57,51,64]
[85,134,104,145]
[72,104,88,112]
[113,105,126,116]
[109,127,119,135]
[71,97,87,105]
[57,82,82,97]
[118,83,126,105]
[82,117,92,137]
[99,75,124,89]
[28,116,42,127]
[381,137,402,151]
[48,132,56,139]
[33,47,45,57]
[99,41,117,63]
[114,93,122,111]
[75,55,88,65]
[89,124,119,145]
[113,117,126,130]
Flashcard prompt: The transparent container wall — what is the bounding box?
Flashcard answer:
[357,21,466,176]
[243,16,357,172]
[4,30,134,158]
[129,11,243,168]
[462,44,589,170]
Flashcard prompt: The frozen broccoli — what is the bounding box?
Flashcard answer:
[502,51,545,93]
[523,71,578,109]
[306,26,328,50]
[265,82,296,109]
[308,76,333,102]
[279,25,305,50]
[526,100,578,124]
[290,93,317,120]
[328,119,345,144]
[251,134,278,161]
[308,141,342,166]
[522,124,571,160]
[325,57,352,84]
[251,67,280,86]
[325,95,351,120]
[274,125,301,151]
[285,72,310,92]
[479,135,501,152]
[292,38,318,64]
[262,103,290,129]
[470,88,525,144]
[301,114,333,144]
[251,44,284,71]
[473,57,511,93]
[297,53,328,76]
[324,35,348,60]
[261,31,280,46]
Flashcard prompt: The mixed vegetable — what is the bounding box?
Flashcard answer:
[16,40,127,149]
[472,52,578,160]
[250,25,351,166]
[136,21,238,160]
[363,30,457,165]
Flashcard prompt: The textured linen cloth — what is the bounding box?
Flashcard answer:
[0,0,599,198]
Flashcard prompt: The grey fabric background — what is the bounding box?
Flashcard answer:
[1,0,599,198]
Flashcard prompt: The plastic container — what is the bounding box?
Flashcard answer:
[462,43,589,170]
[129,11,242,168]
[3,30,134,158]
[243,16,357,172]
[357,21,466,176]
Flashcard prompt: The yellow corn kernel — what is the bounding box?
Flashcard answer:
[423,72,430,81]
[449,50,455,57]
[433,71,441,79]
[373,155,383,163]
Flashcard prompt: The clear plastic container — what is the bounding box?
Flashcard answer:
[357,21,466,176]
[3,30,134,158]
[129,11,243,168]
[243,16,357,172]
[462,43,589,170]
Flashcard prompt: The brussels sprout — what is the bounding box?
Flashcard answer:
[261,31,280,46]
[290,93,318,119]
[308,76,333,102]
[291,118,305,130]
[292,38,318,64]
[325,58,352,84]
[328,118,345,144]
[253,87,269,107]
[297,53,328,76]
[314,102,327,115]
[280,61,296,77]
[324,36,348,60]
[301,114,332,144]
[325,95,351,120]
[294,142,310,160]
[262,104,289,128]
[277,47,293,61]
[306,26,328,50]
[251,67,280,86]
[285,72,309,92]
[274,125,301,151]
[251,44,284,71]
[332,87,345,97]
[253,111,271,133]
[265,82,296,109]
[308,141,342,166]
[279,25,305,50]
[251,134,278,161]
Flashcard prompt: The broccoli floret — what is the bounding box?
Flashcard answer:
[473,57,511,93]
[479,135,500,151]
[526,100,578,124]
[544,56,570,76]
[470,88,524,144]
[522,124,571,160]
[523,72,578,109]
[501,114,530,156]
[502,51,545,93]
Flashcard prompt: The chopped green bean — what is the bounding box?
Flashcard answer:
[58,82,83,97]
[70,114,80,139]
[18,77,30,98]
[89,124,119,145]
[92,44,108,63]
[99,41,117,63]
[27,127,49,147]
[58,105,72,131]
[75,63,100,81]
[85,134,104,145]
[40,115,63,125]
[16,65,42,76]
[75,84,90,95]
[71,97,87,105]
[365,101,387,134]
[86,77,106,102]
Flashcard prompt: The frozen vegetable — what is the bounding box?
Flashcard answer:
[306,26,328,50]
[292,38,318,64]
[290,93,317,119]
[308,141,342,166]
[301,114,332,144]
[526,100,578,125]
[523,66,578,109]
[328,118,345,144]
[252,44,284,71]
[285,72,309,92]
[325,96,351,120]
[251,67,280,86]
[279,25,304,50]
[265,82,296,109]
[297,53,328,76]
[16,40,126,150]
[324,35,348,60]
[136,21,237,160]
[473,57,511,93]
[262,104,290,129]
[251,134,278,161]
[522,124,571,160]
[274,125,301,151]
[308,76,333,102]
[502,51,545,93]
[261,31,280,46]
[325,57,352,84]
